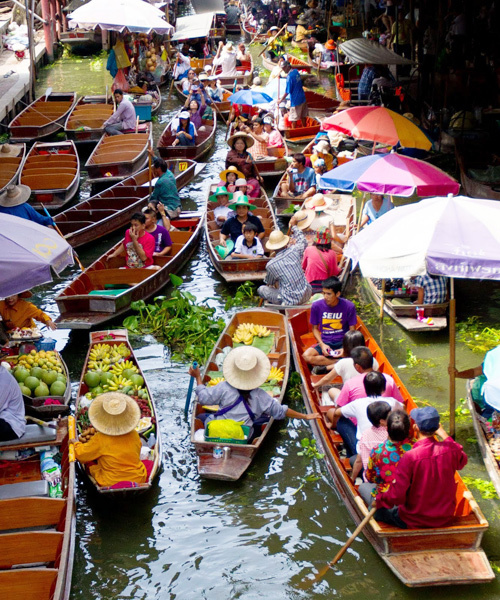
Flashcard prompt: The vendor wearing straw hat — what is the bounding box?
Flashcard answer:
[71,392,147,487]
[0,290,57,332]
[225,132,264,196]
[257,212,312,306]
[219,195,265,246]
[189,346,320,440]
[0,184,54,228]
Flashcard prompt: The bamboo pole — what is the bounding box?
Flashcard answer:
[379,279,386,319]
[258,22,288,57]
[449,277,456,437]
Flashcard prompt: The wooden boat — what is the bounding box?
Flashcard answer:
[59,28,100,46]
[288,309,495,587]
[174,81,232,116]
[54,213,203,329]
[75,329,162,494]
[157,112,216,161]
[241,19,267,44]
[64,95,113,143]
[0,143,25,193]
[466,380,500,498]
[282,117,321,146]
[0,417,75,600]
[8,92,77,143]
[84,123,152,186]
[262,53,312,75]
[364,277,448,332]
[455,139,500,201]
[54,161,200,249]
[205,184,278,283]
[189,55,253,88]
[20,141,80,212]
[190,309,290,480]
[304,89,340,115]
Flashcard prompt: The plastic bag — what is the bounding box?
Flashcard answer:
[207,419,245,440]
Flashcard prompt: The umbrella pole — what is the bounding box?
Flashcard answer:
[380,279,386,319]
[356,193,366,233]
[449,277,456,438]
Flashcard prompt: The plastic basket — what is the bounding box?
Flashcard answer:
[204,424,250,445]
[35,338,56,351]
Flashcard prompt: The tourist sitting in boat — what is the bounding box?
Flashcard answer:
[232,223,265,259]
[257,214,312,306]
[143,208,172,257]
[226,132,264,193]
[206,76,224,103]
[0,365,25,442]
[412,272,448,305]
[0,184,54,229]
[313,158,329,192]
[236,43,251,65]
[275,101,291,129]
[311,140,335,171]
[278,60,308,128]
[210,186,234,227]
[182,93,206,131]
[190,346,320,441]
[150,157,182,219]
[103,89,136,136]
[0,290,57,332]
[301,226,341,292]
[218,166,244,193]
[361,410,414,506]
[172,111,196,147]
[359,193,394,228]
[240,118,269,159]
[375,406,467,529]
[281,153,316,199]
[213,40,238,77]
[72,392,148,488]
[181,69,197,92]
[264,26,286,60]
[173,51,191,80]
[106,213,155,269]
[263,117,284,147]
[219,195,265,246]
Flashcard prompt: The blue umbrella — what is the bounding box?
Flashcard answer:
[228,89,274,105]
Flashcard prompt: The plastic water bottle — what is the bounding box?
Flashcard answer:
[147,434,156,449]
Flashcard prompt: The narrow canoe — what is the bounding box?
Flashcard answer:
[304,89,340,115]
[0,417,75,600]
[189,56,253,88]
[282,116,322,145]
[0,143,25,193]
[454,139,500,201]
[466,380,500,498]
[157,112,216,161]
[174,81,232,116]
[205,184,278,283]
[241,20,267,44]
[54,160,201,249]
[64,95,113,143]
[8,92,78,142]
[364,277,448,332]
[75,329,162,495]
[190,309,290,480]
[261,53,312,75]
[20,141,80,212]
[54,214,203,329]
[85,123,152,186]
[288,309,494,587]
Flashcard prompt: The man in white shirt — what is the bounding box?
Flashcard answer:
[104,89,137,136]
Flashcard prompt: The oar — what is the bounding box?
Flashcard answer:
[258,22,288,57]
[212,98,228,127]
[148,142,153,197]
[45,86,52,100]
[26,415,57,429]
[184,360,198,418]
[302,506,377,589]
[68,415,76,462]
[41,203,85,272]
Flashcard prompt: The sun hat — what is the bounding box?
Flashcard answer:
[294,209,316,230]
[314,158,326,168]
[325,39,336,50]
[227,132,254,149]
[179,111,190,119]
[304,193,334,211]
[209,186,233,203]
[269,26,279,31]
[410,406,440,433]
[296,17,307,25]
[314,140,331,154]
[219,165,245,182]
[314,226,333,245]
[229,194,253,210]
[223,346,271,390]
[263,116,274,125]
[0,184,31,208]
[88,392,141,436]
[266,229,290,251]
[199,73,209,81]
[224,41,234,52]
[235,178,248,187]
[0,143,23,157]
[279,102,287,108]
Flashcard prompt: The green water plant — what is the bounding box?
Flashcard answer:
[457,316,500,354]
[292,438,325,495]
[224,281,258,310]
[462,477,499,499]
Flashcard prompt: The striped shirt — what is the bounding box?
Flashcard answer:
[414,273,447,304]
[250,131,269,158]
[358,425,388,481]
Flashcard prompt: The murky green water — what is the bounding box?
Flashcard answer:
[32,47,500,599]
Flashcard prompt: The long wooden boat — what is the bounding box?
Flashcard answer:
[0,143,25,193]
[59,28,100,46]
[190,309,290,480]
[8,92,78,143]
[0,417,75,600]
[64,95,113,143]
[466,380,500,498]
[84,123,152,186]
[455,139,500,201]
[205,184,278,283]
[174,81,232,116]
[364,277,448,332]
[54,213,203,329]
[54,161,201,248]
[304,89,340,115]
[75,329,162,494]
[282,116,321,146]
[262,53,312,76]
[157,112,216,161]
[288,309,494,587]
[241,19,267,43]
[20,141,80,212]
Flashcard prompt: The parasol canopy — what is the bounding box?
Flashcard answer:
[339,38,414,65]
[0,214,74,298]
[229,89,274,105]
[320,153,460,197]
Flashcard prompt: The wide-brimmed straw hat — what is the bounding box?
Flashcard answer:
[88,392,141,436]
[229,194,253,210]
[209,186,233,203]
[223,346,271,390]
[294,209,316,230]
[296,17,307,25]
[224,41,234,52]
[227,132,254,149]
[219,165,244,182]
[0,184,31,208]
[304,193,334,212]
[266,229,290,251]
[0,143,23,157]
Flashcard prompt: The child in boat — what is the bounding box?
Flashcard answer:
[209,186,234,227]
[234,178,259,200]
[106,212,155,269]
[313,158,328,192]
[232,223,265,259]
[219,166,244,193]
[263,117,284,148]
[71,392,148,488]
[0,290,56,332]
[143,208,172,257]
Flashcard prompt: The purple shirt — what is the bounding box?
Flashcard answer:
[310,297,357,346]
[149,225,172,253]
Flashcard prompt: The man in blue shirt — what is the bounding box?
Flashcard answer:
[150,158,181,219]
[281,153,316,199]
[278,61,307,127]
[0,185,54,228]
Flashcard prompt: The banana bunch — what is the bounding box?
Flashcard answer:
[253,324,271,338]
[114,343,132,358]
[111,360,138,375]
[267,367,284,382]
[89,343,111,361]
[207,377,225,387]
[103,374,133,391]
[87,360,110,372]
[232,323,272,345]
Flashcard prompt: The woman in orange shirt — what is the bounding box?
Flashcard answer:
[0,291,56,331]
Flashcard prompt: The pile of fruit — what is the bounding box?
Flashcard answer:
[10,327,41,340]
[232,323,271,345]
[12,350,67,398]
[79,427,96,443]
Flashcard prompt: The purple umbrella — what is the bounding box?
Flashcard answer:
[0,213,74,297]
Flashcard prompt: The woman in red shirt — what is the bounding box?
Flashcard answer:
[301,225,341,291]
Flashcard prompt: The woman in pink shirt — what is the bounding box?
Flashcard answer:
[301,226,340,291]
[263,117,284,148]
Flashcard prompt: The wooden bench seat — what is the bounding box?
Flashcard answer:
[25,156,77,165]
[0,497,65,532]
[0,530,63,568]
[0,568,58,600]
[22,174,76,190]
[101,134,149,145]
[87,268,152,289]
[90,150,145,165]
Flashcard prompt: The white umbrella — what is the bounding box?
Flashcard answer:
[68,0,173,33]
[344,195,500,436]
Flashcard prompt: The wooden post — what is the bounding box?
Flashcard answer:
[449,277,456,438]
[379,279,386,319]
[40,0,54,61]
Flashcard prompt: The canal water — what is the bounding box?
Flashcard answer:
[31,49,500,599]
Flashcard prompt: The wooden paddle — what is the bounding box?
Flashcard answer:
[41,204,85,272]
[26,415,57,429]
[258,23,288,57]
[184,361,198,418]
[212,98,228,127]
[44,86,52,100]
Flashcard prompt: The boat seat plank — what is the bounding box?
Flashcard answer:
[0,157,22,166]
[89,150,146,165]
[0,480,49,500]
[0,498,65,531]
[0,530,63,568]
[0,568,58,600]
[22,175,76,190]
[0,425,56,448]
[25,156,77,165]
[87,268,152,289]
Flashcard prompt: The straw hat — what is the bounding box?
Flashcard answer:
[325,39,336,50]
[235,178,248,187]
[0,184,31,208]
[266,229,290,251]
[199,73,209,81]
[296,17,307,25]
[209,186,233,203]
[294,209,316,230]
[229,194,253,210]
[304,193,334,212]
[88,392,141,436]
[227,132,254,149]
[223,346,271,390]
[224,41,234,52]
[0,143,23,157]
[219,165,245,182]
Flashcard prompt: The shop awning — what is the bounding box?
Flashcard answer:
[339,38,413,65]
[171,12,215,41]
[191,0,225,13]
